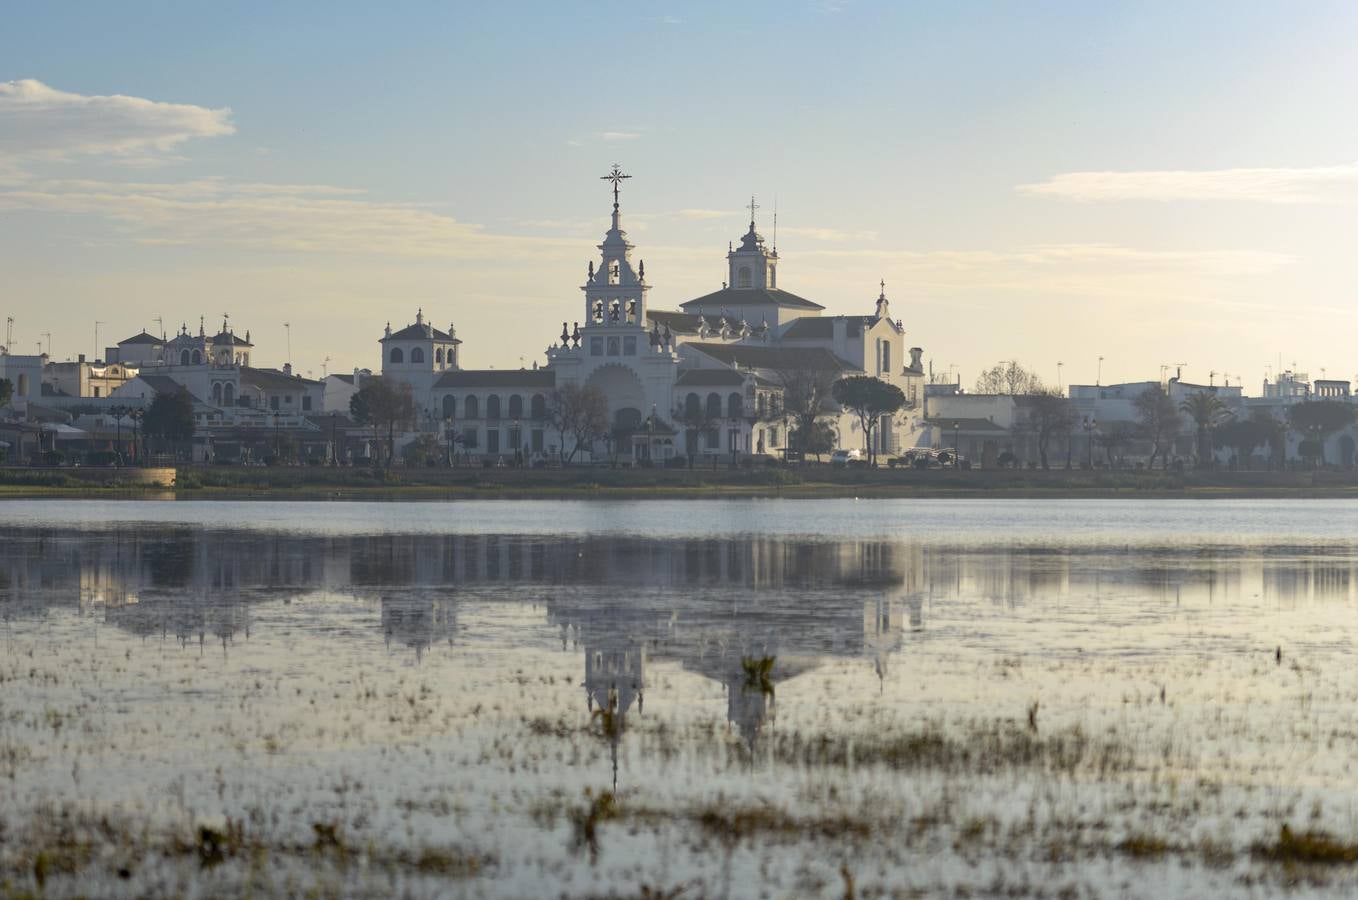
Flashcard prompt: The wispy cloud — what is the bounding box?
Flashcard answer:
[600,131,642,141]
[0,79,234,161]
[1018,163,1358,204]
[674,208,734,220]
[779,225,877,243]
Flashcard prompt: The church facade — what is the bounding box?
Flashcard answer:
[387,170,927,463]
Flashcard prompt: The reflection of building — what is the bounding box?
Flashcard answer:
[381,592,458,660]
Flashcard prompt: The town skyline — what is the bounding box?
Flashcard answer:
[3,2,1357,388]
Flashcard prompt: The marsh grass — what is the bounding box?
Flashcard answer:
[1253,824,1358,866]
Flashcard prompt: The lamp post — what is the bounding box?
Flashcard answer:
[129,408,143,466]
[781,413,789,463]
[1084,416,1097,468]
[952,421,960,467]
[330,411,340,466]
[110,404,126,466]
[272,411,281,463]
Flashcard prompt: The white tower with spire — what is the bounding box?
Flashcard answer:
[727,196,778,290]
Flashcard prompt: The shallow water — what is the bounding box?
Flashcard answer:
[3,498,1358,897]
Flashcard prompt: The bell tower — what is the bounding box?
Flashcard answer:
[727,196,778,291]
[582,165,649,328]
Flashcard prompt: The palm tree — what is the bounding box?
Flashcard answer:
[1179,391,1231,465]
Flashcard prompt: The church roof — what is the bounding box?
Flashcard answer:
[685,342,857,373]
[385,322,461,343]
[676,369,748,387]
[781,316,872,340]
[680,287,824,312]
[434,369,555,389]
[118,331,163,345]
[135,374,204,403]
[240,366,322,390]
[648,309,766,335]
[213,331,253,347]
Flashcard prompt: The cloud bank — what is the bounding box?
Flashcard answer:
[0,79,234,159]
[1018,163,1358,204]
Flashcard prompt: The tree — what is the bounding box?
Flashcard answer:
[795,421,836,462]
[0,377,12,408]
[1095,421,1138,468]
[975,361,1043,395]
[1133,386,1181,469]
[1213,417,1272,469]
[770,362,841,458]
[1287,401,1356,467]
[1024,390,1078,470]
[143,390,195,458]
[672,396,724,466]
[1179,391,1231,464]
[831,376,906,466]
[350,377,416,466]
[547,382,609,464]
[402,433,442,467]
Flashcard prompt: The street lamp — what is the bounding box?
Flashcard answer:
[1084,416,1097,468]
[272,411,282,463]
[110,404,127,466]
[952,421,960,467]
[330,411,340,466]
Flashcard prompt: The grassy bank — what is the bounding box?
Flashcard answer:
[6,464,1358,499]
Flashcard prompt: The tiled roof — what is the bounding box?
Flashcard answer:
[212,331,253,346]
[676,369,748,386]
[135,375,204,403]
[781,316,873,340]
[679,287,824,312]
[434,369,556,389]
[685,342,857,373]
[240,367,322,391]
[118,331,163,345]
[385,322,461,343]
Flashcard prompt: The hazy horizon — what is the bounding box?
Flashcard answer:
[3,1,1356,390]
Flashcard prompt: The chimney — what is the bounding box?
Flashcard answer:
[831,316,847,345]
[283,362,293,376]
[78,353,86,364]
[909,347,923,371]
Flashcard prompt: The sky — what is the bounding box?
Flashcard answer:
[2,1,1356,390]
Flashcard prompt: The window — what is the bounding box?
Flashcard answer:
[191,350,201,365]
[435,348,444,365]
[882,342,891,374]
[411,347,425,364]
[302,396,312,411]
[443,395,456,418]
[465,395,479,418]
[390,348,404,364]
[180,350,190,366]
[508,395,523,418]
[607,337,620,356]
[530,394,546,419]
[94,387,101,398]
[685,393,701,418]
[531,429,544,452]
[224,384,234,406]
[486,429,500,453]
[706,392,722,419]
[285,395,293,404]
[770,427,779,446]
[270,396,280,411]
[737,266,751,289]
[623,336,637,356]
[508,426,521,451]
[728,392,743,418]
[590,337,603,356]
[212,383,223,404]
[486,395,501,419]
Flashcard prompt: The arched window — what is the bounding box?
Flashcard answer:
[435,348,444,365]
[16,374,28,397]
[465,395,479,418]
[180,349,190,366]
[737,266,751,289]
[508,395,523,418]
[191,349,202,365]
[212,383,223,404]
[486,395,501,419]
[442,395,456,418]
[728,393,743,418]
[390,347,404,364]
[881,342,891,374]
[411,347,425,364]
[706,392,722,419]
[223,383,234,406]
[685,393,701,418]
[530,394,546,419]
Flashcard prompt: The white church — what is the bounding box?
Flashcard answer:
[378,168,927,463]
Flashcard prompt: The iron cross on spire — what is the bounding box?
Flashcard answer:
[601,164,631,207]
[747,195,759,224]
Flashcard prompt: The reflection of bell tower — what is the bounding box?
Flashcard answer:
[725,671,774,752]
[382,593,458,661]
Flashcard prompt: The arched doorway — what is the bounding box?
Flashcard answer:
[1340,434,1355,469]
[584,364,646,460]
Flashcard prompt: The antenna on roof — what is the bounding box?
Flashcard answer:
[772,196,778,251]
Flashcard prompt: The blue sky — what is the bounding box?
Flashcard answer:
[3,1,1357,387]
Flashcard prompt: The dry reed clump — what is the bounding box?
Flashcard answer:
[765,719,1136,776]
[1253,824,1358,866]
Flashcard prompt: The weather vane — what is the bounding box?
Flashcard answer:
[601,164,631,206]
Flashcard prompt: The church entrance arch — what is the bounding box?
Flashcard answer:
[584,364,646,459]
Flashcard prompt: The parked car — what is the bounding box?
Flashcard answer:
[829,448,866,468]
